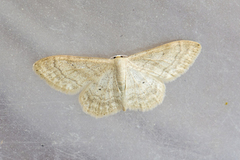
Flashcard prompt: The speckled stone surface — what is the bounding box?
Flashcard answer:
[0,0,239,159]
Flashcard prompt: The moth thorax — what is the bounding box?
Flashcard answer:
[114,58,127,92]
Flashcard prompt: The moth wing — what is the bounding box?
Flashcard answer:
[128,40,201,82]
[33,55,114,94]
[79,68,123,118]
[125,65,165,111]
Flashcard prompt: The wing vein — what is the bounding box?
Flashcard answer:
[53,59,80,87]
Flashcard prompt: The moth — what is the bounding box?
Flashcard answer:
[33,40,201,118]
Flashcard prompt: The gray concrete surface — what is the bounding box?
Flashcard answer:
[0,0,240,159]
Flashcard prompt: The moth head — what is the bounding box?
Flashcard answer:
[110,55,128,59]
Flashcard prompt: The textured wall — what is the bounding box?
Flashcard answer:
[0,0,239,159]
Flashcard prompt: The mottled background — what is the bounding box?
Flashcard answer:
[0,0,240,159]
